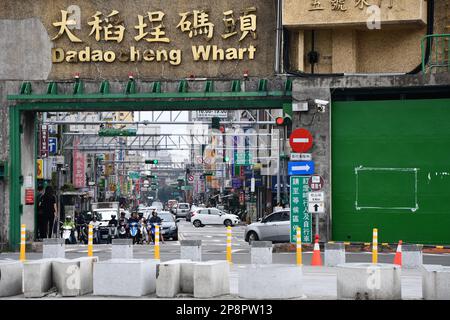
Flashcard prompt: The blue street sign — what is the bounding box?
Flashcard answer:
[288,161,315,175]
[48,137,57,154]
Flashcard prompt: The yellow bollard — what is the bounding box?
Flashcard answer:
[226,226,232,264]
[154,225,160,260]
[19,224,26,262]
[88,224,93,257]
[296,227,302,266]
[372,228,378,264]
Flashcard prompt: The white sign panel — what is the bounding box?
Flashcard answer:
[308,192,324,203]
[308,202,325,213]
[195,111,228,119]
[290,153,312,161]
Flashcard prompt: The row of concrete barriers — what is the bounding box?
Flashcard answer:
[1,239,449,299]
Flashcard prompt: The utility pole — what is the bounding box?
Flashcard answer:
[276,127,281,204]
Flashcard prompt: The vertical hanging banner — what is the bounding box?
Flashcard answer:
[39,125,49,158]
[290,176,312,244]
[36,159,44,179]
[72,137,86,188]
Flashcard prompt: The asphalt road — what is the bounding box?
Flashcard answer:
[1,221,450,266]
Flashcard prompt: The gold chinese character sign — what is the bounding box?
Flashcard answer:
[24,0,276,79]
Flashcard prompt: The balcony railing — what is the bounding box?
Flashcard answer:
[422,34,450,73]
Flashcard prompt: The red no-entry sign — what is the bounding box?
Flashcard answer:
[289,128,313,153]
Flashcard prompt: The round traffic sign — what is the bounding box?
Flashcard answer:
[188,175,194,182]
[308,175,324,191]
[289,128,313,153]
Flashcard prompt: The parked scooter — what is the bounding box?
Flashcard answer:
[148,223,161,244]
[77,223,88,244]
[129,221,141,244]
[60,216,76,244]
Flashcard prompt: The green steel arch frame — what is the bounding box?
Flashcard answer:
[7,80,292,249]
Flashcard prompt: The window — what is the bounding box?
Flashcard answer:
[264,212,283,222]
[281,211,290,221]
[199,209,209,215]
[209,209,221,215]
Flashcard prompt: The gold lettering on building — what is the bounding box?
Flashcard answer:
[239,7,257,41]
[192,45,256,61]
[222,10,238,39]
[354,0,371,9]
[88,10,125,43]
[134,12,170,43]
[331,0,347,11]
[309,0,325,11]
[177,10,215,41]
[50,7,259,66]
[52,10,83,42]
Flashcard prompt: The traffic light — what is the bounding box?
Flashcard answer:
[275,116,292,126]
[147,175,158,179]
[223,156,230,162]
[145,159,159,165]
[211,117,220,130]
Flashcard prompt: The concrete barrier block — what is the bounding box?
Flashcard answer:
[251,241,273,265]
[238,264,303,299]
[194,260,229,298]
[23,259,56,298]
[337,263,402,300]
[402,244,423,269]
[180,261,197,294]
[422,265,450,300]
[325,243,346,267]
[93,259,159,297]
[43,238,65,259]
[112,239,133,259]
[52,257,98,296]
[0,260,23,297]
[180,240,202,261]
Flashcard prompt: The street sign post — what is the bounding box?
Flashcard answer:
[48,137,58,155]
[308,192,324,203]
[290,153,312,161]
[289,128,313,153]
[308,202,325,213]
[308,174,325,191]
[288,161,315,175]
[290,176,313,244]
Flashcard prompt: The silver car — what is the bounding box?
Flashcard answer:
[244,210,290,243]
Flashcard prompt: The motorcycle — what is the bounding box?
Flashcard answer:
[129,221,141,244]
[107,224,118,244]
[60,223,75,244]
[148,223,161,244]
[77,223,88,244]
[140,221,149,244]
[92,223,100,244]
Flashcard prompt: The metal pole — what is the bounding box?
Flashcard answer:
[276,128,281,204]
[283,126,288,203]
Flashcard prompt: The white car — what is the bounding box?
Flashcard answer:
[175,203,190,218]
[191,208,240,227]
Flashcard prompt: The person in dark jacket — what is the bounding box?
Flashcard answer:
[36,185,45,239]
[40,186,58,238]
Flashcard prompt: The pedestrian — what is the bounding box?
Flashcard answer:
[40,186,58,238]
[36,185,45,240]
